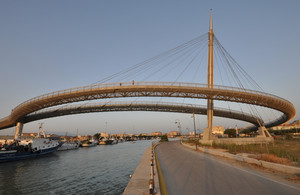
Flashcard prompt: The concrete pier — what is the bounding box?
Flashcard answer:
[123,145,160,195]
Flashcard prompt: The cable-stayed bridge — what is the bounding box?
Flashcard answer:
[0,13,296,140]
[0,81,295,134]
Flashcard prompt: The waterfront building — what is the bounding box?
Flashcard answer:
[212,126,225,136]
[110,134,118,137]
[270,120,300,130]
[169,131,180,136]
[77,135,93,141]
[46,134,60,138]
[151,132,162,136]
[189,132,195,136]
[117,133,126,138]
[100,132,110,137]
[21,133,38,138]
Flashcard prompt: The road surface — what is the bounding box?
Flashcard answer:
[155,141,300,195]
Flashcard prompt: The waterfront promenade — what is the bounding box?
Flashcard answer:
[155,141,300,195]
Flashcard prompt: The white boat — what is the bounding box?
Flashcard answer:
[118,138,125,143]
[110,137,118,144]
[58,141,80,151]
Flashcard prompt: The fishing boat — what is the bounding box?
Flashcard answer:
[0,137,60,162]
[0,125,61,162]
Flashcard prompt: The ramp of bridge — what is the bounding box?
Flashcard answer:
[0,81,296,130]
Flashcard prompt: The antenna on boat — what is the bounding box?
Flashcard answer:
[39,122,43,130]
[37,122,44,137]
[37,122,46,138]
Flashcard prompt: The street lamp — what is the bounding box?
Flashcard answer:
[191,113,196,137]
[175,119,182,135]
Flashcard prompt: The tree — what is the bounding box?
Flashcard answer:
[160,135,169,142]
[94,133,100,140]
[240,129,251,136]
[224,129,236,138]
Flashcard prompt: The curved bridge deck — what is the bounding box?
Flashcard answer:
[0,81,296,130]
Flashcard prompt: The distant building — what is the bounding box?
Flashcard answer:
[189,131,196,136]
[46,134,59,138]
[100,132,109,137]
[21,133,38,137]
[118,133,126,137]
[270,121,300,130]
[77,135,93,141]
[151,132,162,136]
[212,126,225,135]
[169,131,180,136]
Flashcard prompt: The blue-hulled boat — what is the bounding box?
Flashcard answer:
[0,137,61,162]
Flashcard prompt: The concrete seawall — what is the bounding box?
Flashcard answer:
[182,142,300,174]
[123,145,160,195]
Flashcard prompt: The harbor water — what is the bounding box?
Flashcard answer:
[0,140,153,195]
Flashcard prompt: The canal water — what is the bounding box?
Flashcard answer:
[0,140,153,195]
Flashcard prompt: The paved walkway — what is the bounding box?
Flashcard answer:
[156,141,300,195]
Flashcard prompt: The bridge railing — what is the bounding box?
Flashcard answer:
[13,81,290,112]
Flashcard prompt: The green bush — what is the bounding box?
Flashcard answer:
[224,129,237,138]
[160,135,169,142]
[211,141,298,162]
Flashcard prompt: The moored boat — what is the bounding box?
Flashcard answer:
[58,141,80,151]
[0,138,61,162]
[80,139,97,147]
[98,137,113,145]
[110,137,118,144]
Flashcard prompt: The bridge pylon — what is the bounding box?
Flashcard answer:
[203,10,214,141]
[14,122,23,141]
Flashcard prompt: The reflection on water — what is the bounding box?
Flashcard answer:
[0,140,153,195]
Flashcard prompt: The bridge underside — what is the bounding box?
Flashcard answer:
[19,102,262,129]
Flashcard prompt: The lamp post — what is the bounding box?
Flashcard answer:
[175,119,182,136]
[191,113,196,138]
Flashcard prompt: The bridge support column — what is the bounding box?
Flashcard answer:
[203,128,212,140]
[257,126,272,138]
[14,122,23,141]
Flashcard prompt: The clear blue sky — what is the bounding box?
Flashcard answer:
[0,0,299,135]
